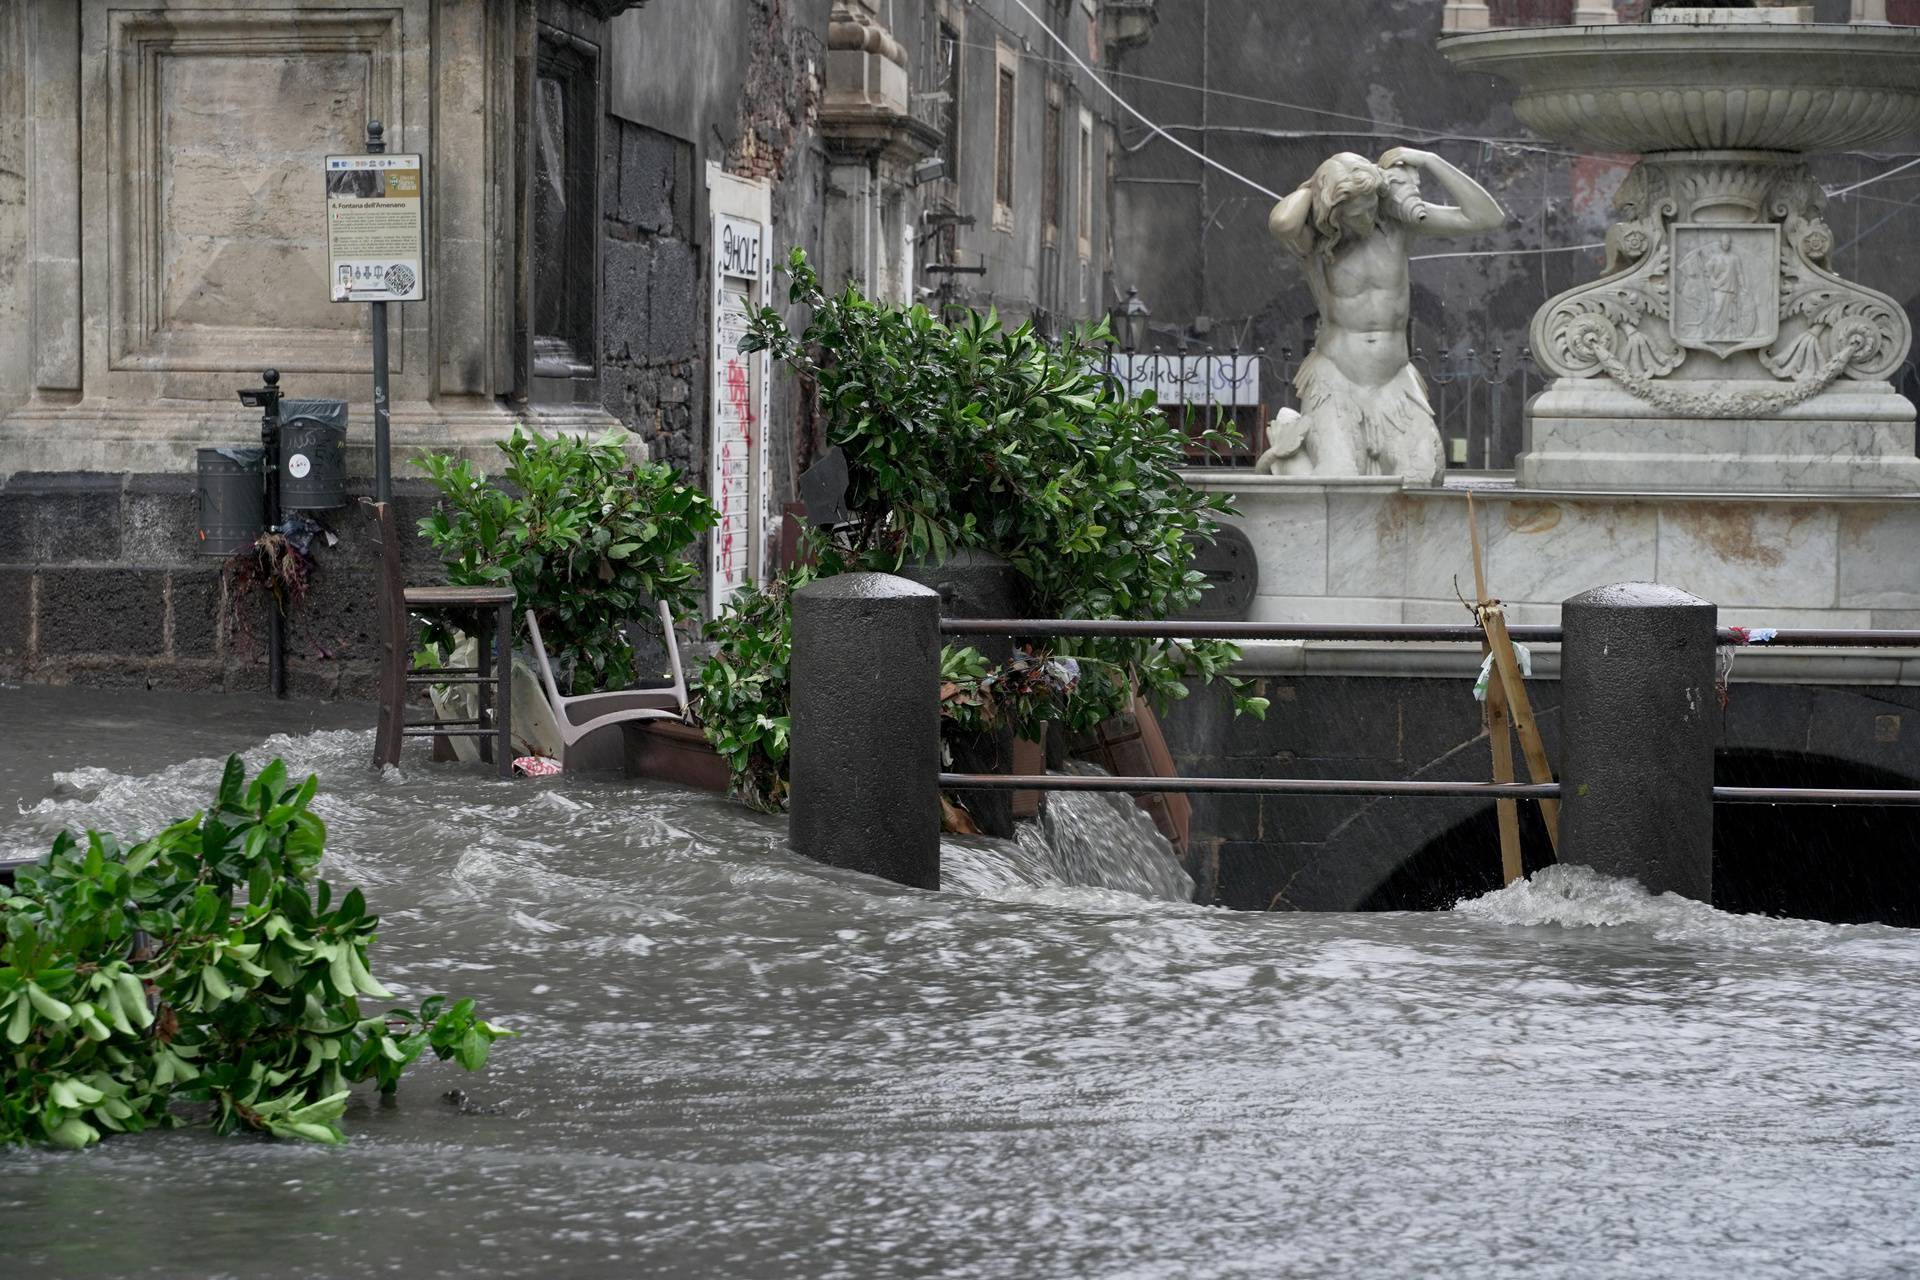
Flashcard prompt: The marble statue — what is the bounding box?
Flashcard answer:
[1252,148,1506,482]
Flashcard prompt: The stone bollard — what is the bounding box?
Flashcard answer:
[790,573,942,890]
[1559,582,1718,901]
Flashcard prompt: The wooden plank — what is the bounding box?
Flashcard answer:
[1482,604,1561,854]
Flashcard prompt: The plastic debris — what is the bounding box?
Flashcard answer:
[514,756,562,778]
[1471,642,1531,703]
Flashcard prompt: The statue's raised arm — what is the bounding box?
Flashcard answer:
[1376,147,1506,238]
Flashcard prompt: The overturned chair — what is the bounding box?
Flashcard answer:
[525,602,690,768]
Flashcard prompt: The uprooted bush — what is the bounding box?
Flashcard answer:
[0,757,510,1149]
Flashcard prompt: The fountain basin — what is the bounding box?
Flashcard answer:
[1441,23,1920,155]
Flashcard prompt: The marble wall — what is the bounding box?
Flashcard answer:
[1190,472,1920,633]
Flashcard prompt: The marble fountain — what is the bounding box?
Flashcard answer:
[1186,11,1920,685]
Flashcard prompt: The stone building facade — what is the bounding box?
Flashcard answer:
[0,0,1148,693]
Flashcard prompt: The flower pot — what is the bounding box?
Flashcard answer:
[623,719,729,792]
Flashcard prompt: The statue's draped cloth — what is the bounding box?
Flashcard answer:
[1271,350,1441,479]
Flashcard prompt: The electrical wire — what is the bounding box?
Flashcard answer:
[996,0,1285,200]
[953,8,1920,193]
[1409,241,1607,262]
[1826,154,1920,199]
[958,1,1920,252]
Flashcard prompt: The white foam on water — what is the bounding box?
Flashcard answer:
[1452,863,1852,948]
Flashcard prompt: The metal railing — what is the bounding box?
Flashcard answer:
[1104,344,1920,474]
[940,618,1920,648]
[934,616,1920,809]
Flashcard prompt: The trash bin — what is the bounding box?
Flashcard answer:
[195,446,265,556]
[278,398,348,510]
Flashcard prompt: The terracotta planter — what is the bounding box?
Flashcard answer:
[622,719,730,792]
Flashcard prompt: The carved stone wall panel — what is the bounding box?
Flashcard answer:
[27,1,81,393]
[105,8,404,376]
[0,4,30,415]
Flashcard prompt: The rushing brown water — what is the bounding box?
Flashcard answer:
[1,689,1916,1279]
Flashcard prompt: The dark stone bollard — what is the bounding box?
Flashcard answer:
[1560,582,1718,901]
[899,550,1025,838]
[790,573,942,890]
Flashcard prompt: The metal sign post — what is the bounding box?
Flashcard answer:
[367,124,391,506]
[236,370,286,697]
[326,119,425,504]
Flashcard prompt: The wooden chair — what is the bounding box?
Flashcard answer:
[524,601,689,761]
[370,501,514,778]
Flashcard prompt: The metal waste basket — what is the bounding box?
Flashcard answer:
[278,398,348,510]
[195,446,265,556]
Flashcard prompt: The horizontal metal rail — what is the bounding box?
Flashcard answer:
[940,773,1560,800]
[1712,786,1920,806]
[940,773,1920,808]
[1723,629,1920,648]
[937,618,1920,648]
[938,619,1558,643]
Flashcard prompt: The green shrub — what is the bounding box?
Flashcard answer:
[417,427,716,694]
[696,568,812,812]
[696,250,1265,807]
[0,757,509,1149]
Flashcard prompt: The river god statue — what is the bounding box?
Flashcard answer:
[1253,149,1506,482]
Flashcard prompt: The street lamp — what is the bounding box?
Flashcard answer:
[1119,285,1151,353]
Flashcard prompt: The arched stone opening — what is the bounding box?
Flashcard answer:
[1358,748,1920,925]
[1714,750,1920,927]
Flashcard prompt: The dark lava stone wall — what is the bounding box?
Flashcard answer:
[1160,672,1920,923]
[0,471,443,698]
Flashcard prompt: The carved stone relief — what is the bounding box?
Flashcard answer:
[1532,156,1914,419]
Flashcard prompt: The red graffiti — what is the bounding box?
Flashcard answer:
[722,358,755,449]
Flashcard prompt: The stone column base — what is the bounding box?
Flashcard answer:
[1518,379,1920,493]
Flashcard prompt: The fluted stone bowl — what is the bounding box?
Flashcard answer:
[1442,23,1920,155]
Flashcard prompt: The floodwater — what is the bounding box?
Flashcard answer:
[1,690,1917,1279]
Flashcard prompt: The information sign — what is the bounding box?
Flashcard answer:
[325,154,425,303]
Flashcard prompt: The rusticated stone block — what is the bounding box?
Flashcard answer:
[604,236,651,361]
[125,473,201,567]
[0,568,33,658]
[0,473,123,564]
[170,569,223,659]
[288,570,381,664]
[36,568,166,656]
[645,240,699,359]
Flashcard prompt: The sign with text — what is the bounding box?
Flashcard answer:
[325,154,425,303]
[1109,354,1261,407]
[717,216,765,282]
[708,208,771,616]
